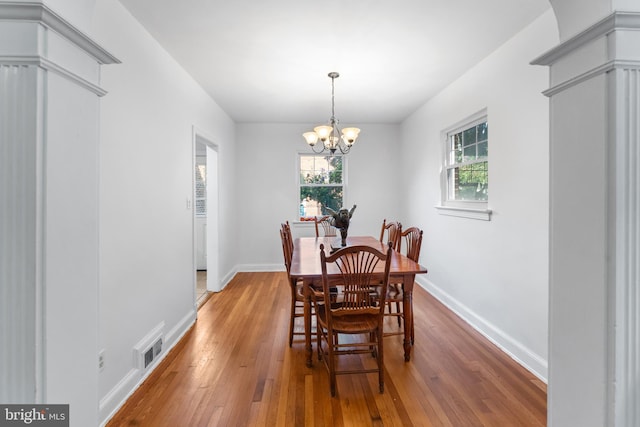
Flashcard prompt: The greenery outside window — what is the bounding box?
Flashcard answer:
[438,109,491,220]
[298,154,344,220]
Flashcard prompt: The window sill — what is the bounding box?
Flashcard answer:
[435,205,492,221]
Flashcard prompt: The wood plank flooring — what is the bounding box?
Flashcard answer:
[107,272,546,426]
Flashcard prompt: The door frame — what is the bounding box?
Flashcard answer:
[191,127,220,308]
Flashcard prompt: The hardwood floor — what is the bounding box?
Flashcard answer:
[196,270,210,308]
[107,272,546,426]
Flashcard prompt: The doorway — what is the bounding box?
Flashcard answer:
[194,131,220,308]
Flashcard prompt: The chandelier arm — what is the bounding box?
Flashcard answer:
[338,143,350,154]
[310,142,327,154]
[333,121,349,153]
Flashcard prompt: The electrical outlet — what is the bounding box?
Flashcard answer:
[99,349,105,372]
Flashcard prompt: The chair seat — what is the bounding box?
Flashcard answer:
[316,305,379,334]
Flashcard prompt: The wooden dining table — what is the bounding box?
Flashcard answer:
[289,235,428,367]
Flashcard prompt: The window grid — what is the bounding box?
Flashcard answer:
[298,154,344,219]
[445,120,488,202]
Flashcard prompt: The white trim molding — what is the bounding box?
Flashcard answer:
[532,12,640,67]
[0,2,120,64]
[0,2,119,96]
[435,205,492,221]
[0,55,109,96]
[532,12,640,95]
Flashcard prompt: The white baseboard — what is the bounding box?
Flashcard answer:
[215,265,282,292]
[99,309,197,426]
[416,276,548,383]
[236,263,284,273]
[219,267,238,290]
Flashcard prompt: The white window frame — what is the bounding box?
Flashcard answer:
[436,108,492,221]
[297,153,347,220]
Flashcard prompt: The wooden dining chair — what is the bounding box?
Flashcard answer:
[314,215,337,237]
[379,219,402,250]
[315,243,392,397]
[281,222,325,346]
[280,222,305,347]
[385,226,423,344]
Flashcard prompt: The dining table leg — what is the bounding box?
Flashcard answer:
[402,274,416,361]
[303,279,313,367]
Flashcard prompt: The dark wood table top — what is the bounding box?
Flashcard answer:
[290,235,427,279]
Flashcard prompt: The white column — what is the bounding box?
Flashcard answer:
[0,2,118,425]
[0,60,41,405]
[533,12,640,427]
[612,62,640,427]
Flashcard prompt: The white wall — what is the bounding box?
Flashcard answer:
[45,70,102,424]
[90,0,236,423]
[234,123,402,271]
[400,10,558,380]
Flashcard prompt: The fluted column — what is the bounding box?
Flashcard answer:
[612,65,640,427]
[0,63,41,403]
[533,11,640,427]
[0,2,118,424]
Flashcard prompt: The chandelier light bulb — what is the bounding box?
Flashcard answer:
[314,125,333,142]
[341,127,360,145]
[303,132,319,146]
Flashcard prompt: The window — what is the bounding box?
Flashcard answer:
[446,120,488,201]
[298,154,344,219]
[195,155,206,217]
[438,109,491,220]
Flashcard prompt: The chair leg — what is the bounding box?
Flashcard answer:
[396,284,403,327]
[407,293,414,345]
[410,316,415,345]
[377,328,384,393]
[329,332,337,397]
[288,296,296,347]
[317,321,323,361]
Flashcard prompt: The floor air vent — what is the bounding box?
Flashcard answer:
[143,337,162,369]
[133,322,165,373]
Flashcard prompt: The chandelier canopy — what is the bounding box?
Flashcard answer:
[302,72,360,155]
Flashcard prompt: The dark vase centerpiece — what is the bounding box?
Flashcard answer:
[326,204,357,249]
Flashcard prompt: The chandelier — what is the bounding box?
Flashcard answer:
[302,72,360,155]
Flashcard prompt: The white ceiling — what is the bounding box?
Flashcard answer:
[118,0,551,124]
